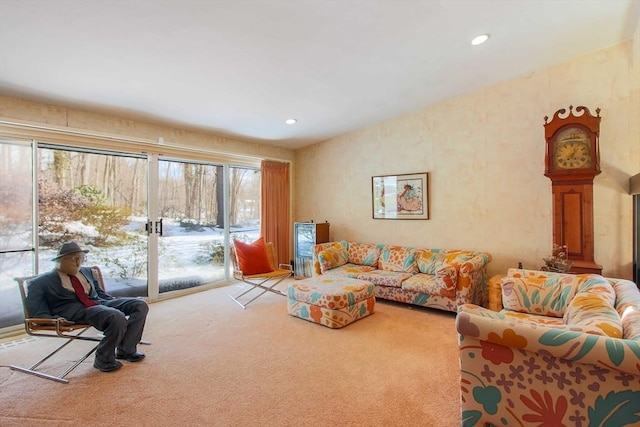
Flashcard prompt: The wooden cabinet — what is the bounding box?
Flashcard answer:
[551,182,601,274]
[294,222,330,277]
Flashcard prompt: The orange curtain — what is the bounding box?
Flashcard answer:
[260,161,290,266]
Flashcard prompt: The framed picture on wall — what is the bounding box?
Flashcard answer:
[372,172,429,219]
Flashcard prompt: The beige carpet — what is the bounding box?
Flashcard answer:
[0,279,461,426]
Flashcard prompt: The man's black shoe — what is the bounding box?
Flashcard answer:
[94,360,123,372]
[116,351,145,362]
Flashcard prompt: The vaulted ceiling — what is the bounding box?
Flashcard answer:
[1,0,638,149]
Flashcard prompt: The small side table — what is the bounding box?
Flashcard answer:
[488,274,504,312]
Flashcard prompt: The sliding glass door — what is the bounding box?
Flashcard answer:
[156,159,226,293]
[0,138,34,328]
[0,137,262,332]
[155,161,262,293]
[38,145,149,298]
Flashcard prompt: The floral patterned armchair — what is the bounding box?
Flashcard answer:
[456,271,640,426]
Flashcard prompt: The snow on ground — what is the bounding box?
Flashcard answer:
[0,218,259,328]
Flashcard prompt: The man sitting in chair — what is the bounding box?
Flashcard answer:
[26,241,149,373]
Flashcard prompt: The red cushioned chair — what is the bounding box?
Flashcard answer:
[228,241,292,309]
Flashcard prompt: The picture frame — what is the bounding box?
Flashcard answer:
[372,172,429,220]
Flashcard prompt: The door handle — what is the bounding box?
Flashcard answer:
[145,219,163,235]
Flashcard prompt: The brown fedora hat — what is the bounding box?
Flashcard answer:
[51,241,89,261]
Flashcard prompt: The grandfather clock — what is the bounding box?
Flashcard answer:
[544,105,602,274]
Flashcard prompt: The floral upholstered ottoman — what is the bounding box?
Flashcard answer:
[287,277,375,328]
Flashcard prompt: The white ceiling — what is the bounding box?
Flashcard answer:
[1,0,638,150]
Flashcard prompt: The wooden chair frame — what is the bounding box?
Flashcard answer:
[228,241,292,309]
[10,266,106,384]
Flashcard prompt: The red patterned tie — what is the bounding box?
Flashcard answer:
[69,275,97,307]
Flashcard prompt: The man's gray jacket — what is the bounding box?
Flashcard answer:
[25,266,114,320]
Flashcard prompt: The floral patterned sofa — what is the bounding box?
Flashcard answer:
[311,241,492,312]
[456,268,640,426]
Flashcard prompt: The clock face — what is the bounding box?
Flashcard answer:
[553,127,592,170]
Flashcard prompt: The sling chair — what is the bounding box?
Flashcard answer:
[11,266,119,383]
[228,240,292,309]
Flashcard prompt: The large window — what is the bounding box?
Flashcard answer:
[0,137,261,331]
[0,138,34,328]
[37,146,150,297]
[156,160,260,293]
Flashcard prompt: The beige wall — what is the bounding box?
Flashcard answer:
[294,41,640,279]
[0,96,295,163]
[1,41,638,279]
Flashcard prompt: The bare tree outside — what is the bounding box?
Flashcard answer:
[37,149,264,287]
[230,168,260,227]
[1,142,262,329]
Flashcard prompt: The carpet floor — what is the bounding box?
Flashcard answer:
[0,279,461,426]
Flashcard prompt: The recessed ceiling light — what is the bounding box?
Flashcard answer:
[285,118,297,125]
[471,34,490,46]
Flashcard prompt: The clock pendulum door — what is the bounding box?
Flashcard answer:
[550,181,600,274]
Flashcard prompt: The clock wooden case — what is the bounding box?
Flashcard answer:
[544,105,602,274]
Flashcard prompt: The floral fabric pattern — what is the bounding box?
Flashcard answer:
[401,272,442,294]
[312,241,349,276]
[435,264,458,291]
[317,242,349,273]
[356,270,413,288]
[416,249,446,274]
[348,242,381,266]
[287,277,375,328]
[507,268,583,285]
[375,285,458,312]
[322,263,376,277]
[312,241,492,313]
[610,278,640,340]
[402,272,456,298]
[563,292,623,338]
[502,310,565,326]
[457,273,640,427]
[500,276,579,317]
[287,298,374,329]
[378,245,418,273]
[499,269,624,337]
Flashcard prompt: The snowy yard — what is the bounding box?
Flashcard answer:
[0,218,259,328]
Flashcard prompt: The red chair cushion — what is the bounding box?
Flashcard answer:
[234,237,274,275]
